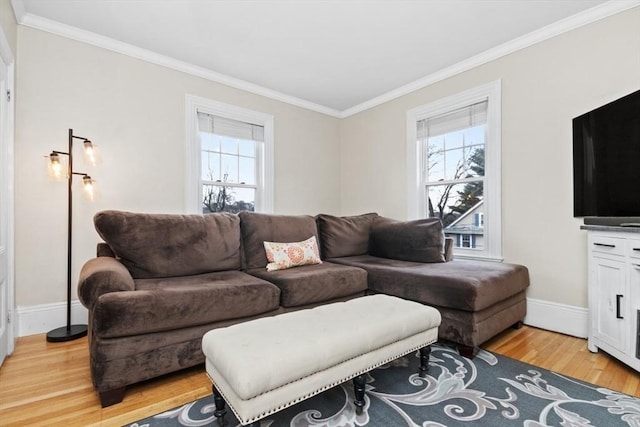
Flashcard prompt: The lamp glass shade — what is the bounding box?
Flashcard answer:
[83,141,100,166]
[81,176,97,201]
[47,153,68,181]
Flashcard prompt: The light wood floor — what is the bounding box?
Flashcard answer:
[1,326,639,426]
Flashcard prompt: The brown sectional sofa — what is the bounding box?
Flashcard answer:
[78,210,529,407]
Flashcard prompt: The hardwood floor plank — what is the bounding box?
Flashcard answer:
[1,326,638,426]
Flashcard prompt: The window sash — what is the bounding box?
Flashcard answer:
[185,95,274,215]
[202,180,257,190]
[407,81,501,261]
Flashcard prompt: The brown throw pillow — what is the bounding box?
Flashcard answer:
[369,217,445,263]
[94,210,242,278]
[316,213,379,258]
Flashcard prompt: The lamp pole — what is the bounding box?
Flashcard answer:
[46,129,93,342]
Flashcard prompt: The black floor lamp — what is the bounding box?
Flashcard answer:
[45,129,98,342]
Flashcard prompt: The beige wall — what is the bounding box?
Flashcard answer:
[340,8,640,308]
[14,27,341,307]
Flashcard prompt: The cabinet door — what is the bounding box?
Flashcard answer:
[590,255,628,352]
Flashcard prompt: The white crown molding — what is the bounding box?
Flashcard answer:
[12,0,640,119]
[10,0,25,24]
[16,12,342,118]
[339,0,640,118]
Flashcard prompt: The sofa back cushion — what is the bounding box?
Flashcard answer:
[369,217,446,263]
[316,213,379,258]
[94,210,242,278]
[239,211,320,270]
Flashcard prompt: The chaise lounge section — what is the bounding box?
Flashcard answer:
[317,213,529,357]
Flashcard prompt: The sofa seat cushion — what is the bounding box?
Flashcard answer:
[92,271,280,338]
[329,255,529,312]
[246,262,368,308]
[94,210,242,278]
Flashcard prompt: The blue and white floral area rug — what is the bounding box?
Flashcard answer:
[126,344,640,427]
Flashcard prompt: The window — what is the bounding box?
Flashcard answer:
[407,81,501,260]
[186,95,274,214]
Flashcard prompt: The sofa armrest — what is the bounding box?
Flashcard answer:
[444,237,454,262]
[78,257,135,310]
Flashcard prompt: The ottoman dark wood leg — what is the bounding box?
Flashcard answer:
[419,346,431,377]
[353,374,366,415]
[212,384,227,426]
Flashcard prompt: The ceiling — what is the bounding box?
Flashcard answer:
[13,0,634,116]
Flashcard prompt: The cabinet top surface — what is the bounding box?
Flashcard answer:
[581,225,640,234]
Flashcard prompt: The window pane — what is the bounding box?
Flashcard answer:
[444,148,464,181]
[426,126,485,183]
[428,134,444,152]
[426,146,484,183]
[220,137,238,155]
[239,139,255,157]
[465,125,485,145]
[201,132,220,152]
[220,154,239,183]
[463,146,484,178]
[202,184,255,214]
[426,181,484,251]
[427,143,444,182]
[239,157,255,185]
[202,152,220,181]
[443,129,465,150]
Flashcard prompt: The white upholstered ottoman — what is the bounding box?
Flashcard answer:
[201,294,441,426]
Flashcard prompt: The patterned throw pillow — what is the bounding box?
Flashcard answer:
[263,236,322,271]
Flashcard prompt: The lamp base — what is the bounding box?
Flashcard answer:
[46,324,88,342]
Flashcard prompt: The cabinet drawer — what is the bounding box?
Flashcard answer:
[589,235,625,256]
[628,239,640,260]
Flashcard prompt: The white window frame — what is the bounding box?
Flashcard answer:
[407,80,502,261]
[185,94,274,214]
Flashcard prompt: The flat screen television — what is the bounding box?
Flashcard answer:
[573,89,640,226]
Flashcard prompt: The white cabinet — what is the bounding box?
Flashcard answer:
[586,229,640,372]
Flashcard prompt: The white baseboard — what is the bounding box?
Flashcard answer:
[15,296,587,339]
[17,300,88,337]
[524,297,588,339]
